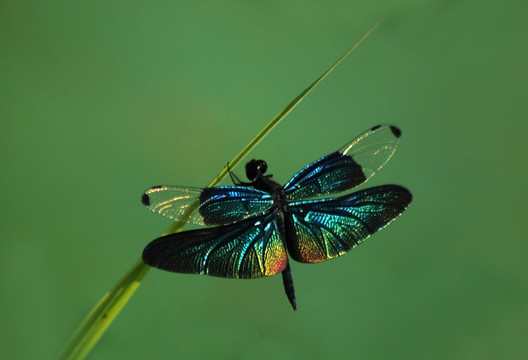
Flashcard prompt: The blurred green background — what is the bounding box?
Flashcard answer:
[2,1,527,359]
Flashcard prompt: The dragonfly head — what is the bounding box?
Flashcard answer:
[246,159,268,181]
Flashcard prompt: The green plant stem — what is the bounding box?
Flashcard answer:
[59,19,383,360]
[59,260,149,360]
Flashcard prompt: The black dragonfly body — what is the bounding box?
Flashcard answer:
[141,125,412,310]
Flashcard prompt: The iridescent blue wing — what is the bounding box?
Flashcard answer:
[142,213,288,278]
[284,185,412,263]
[141,185,273,226]
[283,125,402,200]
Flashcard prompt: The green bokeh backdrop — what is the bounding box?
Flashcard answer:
[2,1,527,359]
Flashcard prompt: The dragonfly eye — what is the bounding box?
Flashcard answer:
[245,159,268,181]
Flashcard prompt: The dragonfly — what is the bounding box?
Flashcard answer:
[141,125,412,310]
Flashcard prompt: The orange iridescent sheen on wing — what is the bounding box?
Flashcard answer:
[263,241,288,276]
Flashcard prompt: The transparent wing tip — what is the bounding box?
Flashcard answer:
[370,124,401,139]
[141,185,164,207]
[141,193,150,206]
[389,125,401,138]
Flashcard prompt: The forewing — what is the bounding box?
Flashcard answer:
[283,125,402,200]
[199,186,273,225]
[141,185,273,226]
[284,185,412,263]
[142,213,288,278]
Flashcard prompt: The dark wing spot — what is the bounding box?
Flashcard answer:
[390,126,402,138]
[371,124,381,131]
[141,193,151,206]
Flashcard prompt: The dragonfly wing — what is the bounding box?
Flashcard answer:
[284,125,402,200]
[199,186,273,225]
[142,213,288,278]
[142,185,273,225]
[284,185,412,263]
